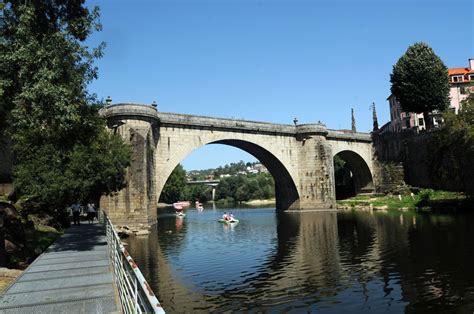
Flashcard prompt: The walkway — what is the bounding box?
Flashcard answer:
[0,223,120,313]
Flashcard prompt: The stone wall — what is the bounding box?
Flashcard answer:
[373,130,462,191]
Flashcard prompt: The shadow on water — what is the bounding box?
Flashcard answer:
[125,208,474,313]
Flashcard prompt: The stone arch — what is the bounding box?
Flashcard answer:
[333,150,374,195]
[157,139,300,211]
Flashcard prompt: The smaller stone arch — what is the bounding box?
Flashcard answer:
[334,150,374,197]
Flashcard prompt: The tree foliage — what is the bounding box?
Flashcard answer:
[0,1,130,218]
[160,164,188,204]
[216,173,274,202]
[390,42,450,127]
[429,94,474,196]
[159,163,275,204]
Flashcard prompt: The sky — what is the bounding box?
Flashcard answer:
[86,0,473,170]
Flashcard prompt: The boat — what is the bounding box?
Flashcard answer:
[173,201,190,207]
[218,218,239,224]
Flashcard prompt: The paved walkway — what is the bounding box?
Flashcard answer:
[0,223,120,313]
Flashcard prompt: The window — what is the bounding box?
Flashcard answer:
[418,118,424,126]
[452,75,464,83]
[470,74,474,81]
[460,87,466,94]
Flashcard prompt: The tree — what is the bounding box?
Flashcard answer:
[235,185,250,203]
[390,42,450,129]
[1,1,130,223]
[160,164,187,204]
[429,94,474,196]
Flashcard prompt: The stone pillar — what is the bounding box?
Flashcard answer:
[295,124,336,210]
[99,105,159,227]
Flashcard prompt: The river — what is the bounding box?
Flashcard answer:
[123,206,474,313]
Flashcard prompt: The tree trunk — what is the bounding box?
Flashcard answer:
[0,217,5,267]
[423,111,432,130]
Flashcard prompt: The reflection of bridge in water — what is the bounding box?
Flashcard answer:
[123,208,472,312]
[124,212,405,311]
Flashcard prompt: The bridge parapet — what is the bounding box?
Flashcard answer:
[157,112,297,136]
[100,103,158,120]
[327,130,372,142]
[295,124,328,138]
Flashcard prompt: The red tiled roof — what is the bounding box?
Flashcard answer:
[448,67,474,75]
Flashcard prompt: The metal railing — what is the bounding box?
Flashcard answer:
[104,212,166,314]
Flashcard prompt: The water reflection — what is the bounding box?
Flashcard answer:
[124,208,474,313]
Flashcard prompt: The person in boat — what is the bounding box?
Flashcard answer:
[229,212,235,221]
[222,212,229,220]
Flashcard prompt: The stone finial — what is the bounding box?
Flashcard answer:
[351,108,357,132]
[372,102,379,131]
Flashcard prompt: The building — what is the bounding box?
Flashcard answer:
[387,94,427,132]
[386,58,474,133]
[448,58,474,114]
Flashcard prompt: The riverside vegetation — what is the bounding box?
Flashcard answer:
[337,189,471,212]
[0,1,131,277]
[160,162,275,205]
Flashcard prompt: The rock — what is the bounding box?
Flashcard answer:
[117,232,130,239]
[136,230,150,236]
[4,240,21,253]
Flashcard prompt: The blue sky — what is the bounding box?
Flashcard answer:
[86,0,473,170]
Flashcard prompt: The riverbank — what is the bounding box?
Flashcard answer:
[0,268,22,293]
[158,198,276,209]
[242,199,276,206]
[0,200,63,292]
[337,189,470,212]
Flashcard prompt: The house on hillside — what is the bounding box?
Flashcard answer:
[449,59,474,114]
[385,58,474,133]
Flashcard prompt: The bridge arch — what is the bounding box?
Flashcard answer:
[157,138,300,211]
[333,150,374,197]
[326,132,375,196]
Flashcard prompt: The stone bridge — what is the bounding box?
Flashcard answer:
[100,104,377,226]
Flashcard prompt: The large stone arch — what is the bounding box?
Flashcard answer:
[156,134,300,211]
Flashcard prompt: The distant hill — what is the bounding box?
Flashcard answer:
[187,161,268,181]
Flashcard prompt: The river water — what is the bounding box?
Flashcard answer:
[124,207,474,313]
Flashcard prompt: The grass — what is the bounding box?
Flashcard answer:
[337,189,468,212]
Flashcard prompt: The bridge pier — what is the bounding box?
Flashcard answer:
[99,105,159,227]
[294,125,336,210]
